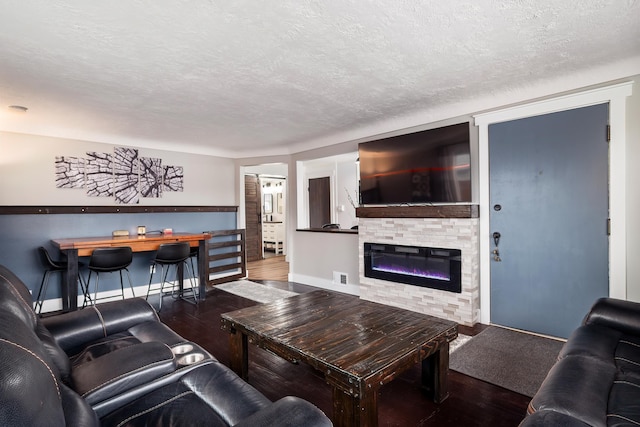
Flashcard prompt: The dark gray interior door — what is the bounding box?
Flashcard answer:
[489,103,609,338]
[309,177,331,228]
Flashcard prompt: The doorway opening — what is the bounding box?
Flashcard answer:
[240,164,288,279]
[296,152,359,230]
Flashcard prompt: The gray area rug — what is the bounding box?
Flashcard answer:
[216,280,299,304]
[449,326,565,397]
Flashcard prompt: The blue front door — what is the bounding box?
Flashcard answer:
[489,103,609,338]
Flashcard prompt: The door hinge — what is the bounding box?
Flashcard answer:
[606,125,611,142]
[607,218,611,236]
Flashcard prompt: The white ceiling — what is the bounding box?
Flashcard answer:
[1,1,639,158]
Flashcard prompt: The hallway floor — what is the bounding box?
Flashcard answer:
[247,254,289,281]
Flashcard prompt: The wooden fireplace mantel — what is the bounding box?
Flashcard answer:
[356,204,479,219]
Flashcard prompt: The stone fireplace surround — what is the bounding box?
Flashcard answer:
[358,213,480,326]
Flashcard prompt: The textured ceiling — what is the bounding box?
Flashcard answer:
[0,1,639,157]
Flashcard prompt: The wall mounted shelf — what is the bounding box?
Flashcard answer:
[0,206,237,215]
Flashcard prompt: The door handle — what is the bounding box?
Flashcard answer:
[492,232,502,262]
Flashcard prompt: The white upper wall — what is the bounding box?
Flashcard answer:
[0,131,235,205]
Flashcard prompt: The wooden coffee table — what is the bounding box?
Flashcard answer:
[221,290,457,427]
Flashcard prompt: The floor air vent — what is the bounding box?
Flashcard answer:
[333,271,348,285]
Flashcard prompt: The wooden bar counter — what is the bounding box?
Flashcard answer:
[52,232,210,311]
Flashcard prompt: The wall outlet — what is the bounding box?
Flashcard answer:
[333,271,348,285]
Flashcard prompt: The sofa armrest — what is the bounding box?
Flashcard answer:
[60,383,100,427]
[72,341,176,406]
[42,298,159,352]
[528,355,615,427]
[584,297,640,336]
[519,410,591,427]
[233,396,332,427]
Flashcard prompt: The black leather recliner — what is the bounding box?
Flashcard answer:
[0,264,332,426]
[520,297,640,426]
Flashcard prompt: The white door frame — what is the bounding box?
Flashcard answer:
[474,81,633,324]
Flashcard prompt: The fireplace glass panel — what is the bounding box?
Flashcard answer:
[364,243,461,293]
[371,253,451,282]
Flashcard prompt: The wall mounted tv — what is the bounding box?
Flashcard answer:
[358,122,471,205]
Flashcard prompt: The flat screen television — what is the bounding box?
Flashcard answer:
[358,122,471,205]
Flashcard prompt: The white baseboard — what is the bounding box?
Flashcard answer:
[288,273,360,296]
[38,279,199,314]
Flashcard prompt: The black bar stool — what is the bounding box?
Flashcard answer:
[87,247,135,305]
[35,246,91,314]
[146,242,197,310]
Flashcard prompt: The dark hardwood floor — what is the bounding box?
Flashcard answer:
[158,282,529,427]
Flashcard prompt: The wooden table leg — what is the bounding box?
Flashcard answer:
[422,342,450,403]
[177,262,184,296]
[197,239,207,301]
[228,329,249,381]
[332,386,377,427]
[63,249,79,312]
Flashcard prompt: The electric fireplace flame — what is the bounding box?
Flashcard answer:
[365,243,461,293]
[372,265,450,281]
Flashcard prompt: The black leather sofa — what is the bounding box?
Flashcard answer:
[0,264,332,426]
[520,297,640,426]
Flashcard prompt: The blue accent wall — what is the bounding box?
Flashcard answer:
[0,212,237,299]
